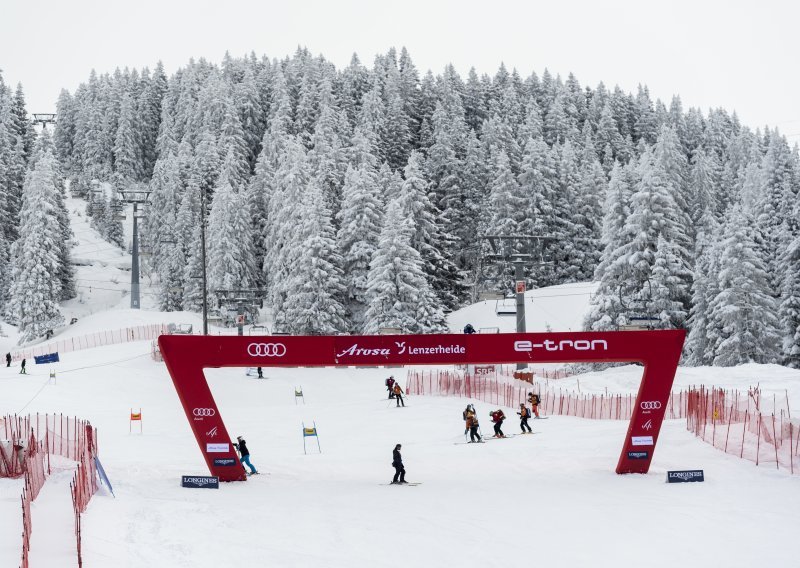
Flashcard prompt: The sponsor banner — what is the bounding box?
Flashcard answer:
[34,352,60,364]
[333,336,467,365]
[214,458,237,467]
[631,436,654,446]
[627,451,648,460]
[473,364,496,377]
[181,475,219,489]
[206,443,229,453]
[667,470,704,483]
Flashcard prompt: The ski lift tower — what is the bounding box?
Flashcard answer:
[214,289,268,336]
[118,183,152,309]
[479,235,554,370]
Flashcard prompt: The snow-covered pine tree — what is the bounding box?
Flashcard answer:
[207,175,256,293]
[283,178,347,334]
[583,162,636,331]
[363,198,445,334]
[114,92,141,183]
[516,136,559,287]
[707,205,780,365]
[649,234,688,328]
[683,212,721,365]
[104,192,125,248]
[337,164,384,331]
[7,151,65,341]
[397,150,461,310]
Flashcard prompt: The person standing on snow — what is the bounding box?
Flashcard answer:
[517,403,532,434]
[19,358,26,375]
[5,352,10,367]
[233,436,258,475]
[385,376,396,399]
[393,383,405,407]
[391,443,407,484]
[465,407,482,442]
[490,409,506,438]
[528,392,541,418]
[463,323,476,334]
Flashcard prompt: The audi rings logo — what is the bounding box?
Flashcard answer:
[247,343,287,357]
[193,408,216,417]
[640,401,662,410]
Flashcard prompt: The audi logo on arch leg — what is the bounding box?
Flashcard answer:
[247,343,287,357]
[640,401,662,410]
[193,408,216,417]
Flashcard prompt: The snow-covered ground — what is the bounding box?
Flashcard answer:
[1,199,798,567]
[1,343,798,567]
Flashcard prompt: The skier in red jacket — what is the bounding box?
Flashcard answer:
[489,409,506,438]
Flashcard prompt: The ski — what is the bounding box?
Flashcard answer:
[484,434,517,440]
[382,482,422,486]
[454,440,485,445]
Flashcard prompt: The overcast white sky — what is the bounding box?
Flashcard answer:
[2,0,799,142]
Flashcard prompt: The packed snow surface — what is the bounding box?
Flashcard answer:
[1,338,798,567]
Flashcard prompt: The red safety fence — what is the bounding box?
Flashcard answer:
[10,323,168,361]
[406,370,799,475]
[405,369,688,420]
[686,385,799,474]
[70,422,97,568]
[1,414,99,567]
[20,435,48,568]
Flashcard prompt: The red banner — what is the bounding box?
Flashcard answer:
[159,330,685,481]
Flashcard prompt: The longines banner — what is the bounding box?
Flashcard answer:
[159,330,685,482]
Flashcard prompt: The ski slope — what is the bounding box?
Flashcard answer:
[0,201,798,567]
[1,334,798,567]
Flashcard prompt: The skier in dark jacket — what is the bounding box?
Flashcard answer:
[233,435,258,475]
[19,358,26,375]
[517,403,532,433]
[5,352,10,367]
[386,376,396,399]
[391,443,406,484]
[463,323,476,334]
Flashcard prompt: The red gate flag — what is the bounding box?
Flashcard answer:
[159,330,685,481]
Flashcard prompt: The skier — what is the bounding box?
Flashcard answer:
[257,367,263,379]
[462,403,476,431]
[517,403,532,434]
[528,392,541,418]
[385,376,396,399]
[233,435,258,475]
[391,443,407,484]
[490,409,506,438]
[465,407,482,442]
[463,323,476,334]
[19,359,26,375]
[393,383,405,407]
[5,352,10,367]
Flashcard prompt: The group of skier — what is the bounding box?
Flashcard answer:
[383,374,544,482]
[459,392,541,442]
[385,376,405,407]
[5,353,26,374]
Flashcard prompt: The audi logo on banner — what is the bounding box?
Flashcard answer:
[193,408,216,417]
[247,343,287,357]
[640,401,662,410]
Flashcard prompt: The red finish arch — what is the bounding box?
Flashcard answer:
[159,330,685,481]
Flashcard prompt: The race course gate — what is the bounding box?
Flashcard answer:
[159,330,685,481]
